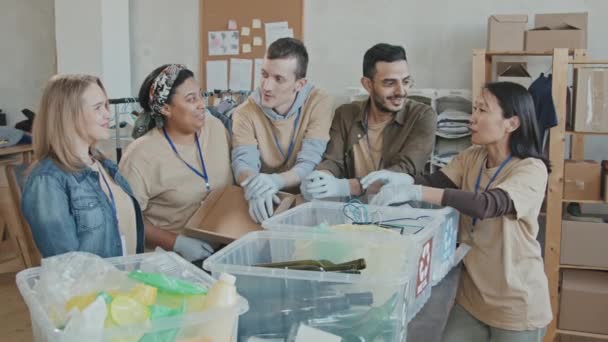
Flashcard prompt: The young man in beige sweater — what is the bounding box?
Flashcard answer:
[231,38,333,223]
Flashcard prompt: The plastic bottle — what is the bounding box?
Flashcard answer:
[199,273,238,342]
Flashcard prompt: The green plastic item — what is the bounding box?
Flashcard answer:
[139,304,185,342]
[128,271,207,295]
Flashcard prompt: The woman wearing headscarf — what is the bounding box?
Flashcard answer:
[119,64,232,262]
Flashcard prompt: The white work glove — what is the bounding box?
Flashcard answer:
[303,171,351,199]
[242,173,284,200]
[361,170,414,189]
[299,179,314,201]
[370,184,423,206]
[248,192,281,223]
[173,235,214,262]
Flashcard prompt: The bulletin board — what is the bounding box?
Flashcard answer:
[199,0,304,91]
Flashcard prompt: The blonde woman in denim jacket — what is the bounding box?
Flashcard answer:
[21,74,144,258]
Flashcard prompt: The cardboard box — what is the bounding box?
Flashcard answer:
[561,220,608,268]
[573,68,608,133]
[487,14,527,51]
[563,160,602,201]
[559,269,608,335]
[602,160,608,203]
[525,12,588,52]
[496,62,532,88]
[184,185,303,244]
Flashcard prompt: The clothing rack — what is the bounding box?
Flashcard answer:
[108,97,139,162]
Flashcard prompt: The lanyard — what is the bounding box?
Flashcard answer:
[163,128,210,190]
[364,114,384,170]
[97,164,117,223]
[472,155,513,226]
[272,108,302,165]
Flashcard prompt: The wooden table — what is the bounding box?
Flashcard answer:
[0,272,33,340]
[0,144,39,272]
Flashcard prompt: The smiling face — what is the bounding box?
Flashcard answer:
[259,56,306,114]
[161,77,206,134]
[362,60,412,114]
[80,83,111,144]
[470,88,519,146]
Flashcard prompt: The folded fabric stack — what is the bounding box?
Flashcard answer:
[431,92,473,170]
[436,110,471,139]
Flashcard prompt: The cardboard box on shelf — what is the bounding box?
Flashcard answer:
[184,185,303,244]
[561,220,608,269]
[563,160,602,201]
[559,269,608,335]
[525,12,588,52]
[496,62,532,88]
[487,14,527,51]
[573,68,608,133]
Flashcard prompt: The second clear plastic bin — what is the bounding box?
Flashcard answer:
[16,251,249,342]
[262,201,460,318]
[204,230,413,341]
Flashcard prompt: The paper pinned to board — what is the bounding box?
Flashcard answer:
[253,36,263,46]
[229,58,253,91]
[254,58,263,89]
[228,19,237,30]
[206,60,228,91]
[252,18,262,29]
[241,26,250,36]
[265,21,293,48]
[208,31,239,56]
[242,44,252,53]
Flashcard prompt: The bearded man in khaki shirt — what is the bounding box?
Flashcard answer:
[301,43,436,200]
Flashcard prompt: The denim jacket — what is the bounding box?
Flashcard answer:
[21,157,145,258]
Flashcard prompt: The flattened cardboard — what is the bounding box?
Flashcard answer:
[496,62,532,88]
[561,220,608,268]
[563,160,602,201]
[487,14,527,51]
[184,185,303,244]
[574,68,608,133]
[559,269,608,335]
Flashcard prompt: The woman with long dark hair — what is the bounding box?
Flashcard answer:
[362,82,551,341]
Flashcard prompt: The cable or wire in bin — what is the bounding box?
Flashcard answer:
[342,199,432,235]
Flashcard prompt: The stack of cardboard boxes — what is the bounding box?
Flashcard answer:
[560,159,608,335]
[487,12,588,52]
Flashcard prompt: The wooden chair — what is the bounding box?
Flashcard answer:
[0,147,40,273]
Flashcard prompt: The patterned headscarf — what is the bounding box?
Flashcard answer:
[132,64,188,139]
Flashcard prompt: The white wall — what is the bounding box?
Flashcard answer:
[2,0,607,158]
[0,0,55,127]
[55,0,103,76]
[304,0,608,92]
[129,0,200,96]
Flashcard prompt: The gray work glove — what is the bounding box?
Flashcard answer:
[173,235,214,261]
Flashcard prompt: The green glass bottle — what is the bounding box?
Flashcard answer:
[340,293,400,342]
[254,258,366,273]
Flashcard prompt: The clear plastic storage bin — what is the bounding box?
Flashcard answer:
[204,230,413,341]
[16,251,249,342]
[263,201,460,286]
[262,201,459,315]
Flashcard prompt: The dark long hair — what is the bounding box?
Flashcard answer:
[484,82,551,173]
